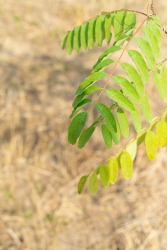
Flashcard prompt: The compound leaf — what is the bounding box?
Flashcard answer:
[75,71,107,95]
[89,173,99,195]
[88,17,97,49]
[101,124,112,149]
[81,22,89,51]
[156,120,167,148]
[128,49,149,83]
[113,76,140,103]
[106,89,135,112]
[142,27,160,58]
[145,131,157,160]
[96,103,117,133]
[78,175,88,194]
[100,165,109,188]
[153,73,167,101]
[108,157,118,184]
[68,112,87,145]
[134,37,156,70]
[120,151,133,180]
[121,63,145,95]
[117,108,129,138]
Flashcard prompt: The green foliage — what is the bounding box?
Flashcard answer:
[62,6,167,195]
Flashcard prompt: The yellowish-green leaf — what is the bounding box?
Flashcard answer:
[137,127,147,146]
[67,30,74,55]
[61,32,69,49]
[153,73,167,101]
[120,151,133,180]
[117,108,129,138]
[74,26,81,53]
[96,163,103,175]
[95,15,106,47]
[126,139,137,160]
[140,94,152,122]
[130,103,141,133]
[142,27,160,58]
[145,131,157,160]
[110,120,120,145]
[147,19,161,45]
[88,18,96,49]
[156,120,167,148]
[108,158,118,184]
[81,22,89,51]
[151,15,163,28]
[100,165,109,188]
[105,15,113,45]
[89,173,99,195]
[78,175,88,194]
[92,59,114,73]
[114,11,126,39]
[162,66,167,87]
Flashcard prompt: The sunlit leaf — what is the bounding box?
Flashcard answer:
[153,73,167,101]
[110,119,120,145]
[120,151,133,180]
[114,11,126,39]
[130,103,141,133]
[74,26,81,53]
[88,18,97,49]
[95,15,106,47]
[61,32,69,49]
[92,59,114,73]
[117,108,129,138]
[89,173,99,195]
[78,175,88,194]
[147,19,161,45]
[67,30,74,55]
[145,131,157,160]
[142,27,160,58]
[100,165,109,188]
[162,66,167,87]
[156,120,167,148]
[126,139,137,160]
[81,22,89,51]
[108,157,118,184]
[140,94,152,122]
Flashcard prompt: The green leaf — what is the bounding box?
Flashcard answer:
[96,163,103,175]
[69,99,92,119]
[128,49,149,83]
[74,26,81,53]
[78,175,88,194]
[153,73,167,101]
[140,94,152,122]
[113,34,129,46]
[117,108,129,138]
[120,151,133,180]
[108,158,118,184]
[134,37,156,70]
[78,126,95,148]
[68,112,87,145]
[61,32,69,49]
[149,116,159,132]
[72,85,101,108]
[106,89,135,112]
[137,127,147,146]
[147,19,161,45]
[113,76,140,103]
[88,18,96,49]
[67,30,74,55]
[92,59,114,73]
[117,149,124,168]
[142,27,160,58]
[145,131,157,160]
[75,71,107,95]
[95,15,106,47]
[96,103,117,133]
[126,139,137,160]
[162,66,167,87]
[156,120,167,148]
[121,63,145,95]
[101,124,112,149]
[124,12,136,32]
[110,120,120,145]
[114,11,126,39]
[130,103,141,133]
[151,15,163,28]
[81,22,89,51]
[100,165,109,188]
[105,15,113,45]
[89,173,99,195]
[93,46,121,69]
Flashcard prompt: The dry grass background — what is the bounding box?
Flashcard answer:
[0,0,167,249]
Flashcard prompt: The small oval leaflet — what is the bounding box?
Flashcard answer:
[61,32,69,49]
[95,15,106,47]
[114,11,126,39]
[78,127,95,149]
[130,103,141,133]
[68,112,87,145]
[88,18,96,49]
[120,151,133,180]
[92,59,114,73]
[78,175,88,194]
[126,139,137,160]
[145,131,157,160]
[89,173,99,196]
[69,99,92,119]
[142,27,160,58]
[146,19,161,45]
[153,73,167,101]
[81,22,89,51]
[105,15,113,45]
[100,165,109,188]
[67,30,74,55]
[156,120,167,148]
[117,108,129,138]
[110,120,120,145]
[108,158,118,184]
[140,94,152,123]
[74,26,81,53]
[101,124,112,149]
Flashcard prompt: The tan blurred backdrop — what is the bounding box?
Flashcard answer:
[0,0,167,249]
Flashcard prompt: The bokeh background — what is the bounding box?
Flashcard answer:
[0,0,167,249]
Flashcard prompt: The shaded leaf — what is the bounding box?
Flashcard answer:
[100,165,109,188]
[75,71,107,95]
[69,99,92,119]
[128,49,149,83]
[67,30,74,55]
[121,63,145,95]
[145,131,157,160]
[106,89,135,112]
[68,112,87,145]
[137,127,147,146]
[89,173,99,195]
[140,94,152,122]
[96,103,117,133]
[88,18,97,49]
[96,163,103,175]
[130,103,141,133]
[78,127,95,148]
[156,120,167,148]
[101,124,112,149]
[110,120,120,145]
[105,14,113,45]
[61,32,69,49]
[108,157,118,184]
[153,73,167,101]
[142,27,160,58]
[120,151,133,180]
[78,175,88,194]
[81,22,89,51]
[117,108,129,138]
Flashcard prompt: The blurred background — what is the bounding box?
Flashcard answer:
[0,0,167,249]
